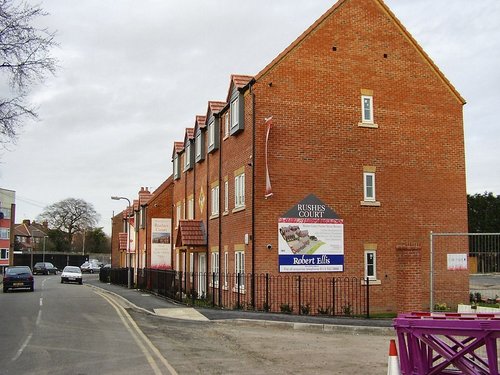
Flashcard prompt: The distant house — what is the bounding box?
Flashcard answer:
[14,220,49,253]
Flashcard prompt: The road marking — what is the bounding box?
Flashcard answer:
[36,310,42,326]
[11,333,33,362]
[39,298,43,306]
[95,290,178,375]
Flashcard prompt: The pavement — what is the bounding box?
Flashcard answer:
[83,277,395,336]
[0,272,394,334]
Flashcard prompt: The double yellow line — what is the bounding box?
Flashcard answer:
[95,290,178,375]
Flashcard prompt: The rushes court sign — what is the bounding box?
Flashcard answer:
[278,194,344,272]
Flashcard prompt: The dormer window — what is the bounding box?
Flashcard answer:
[207,117,220,153]
[230,97,239,129]
[173,154,180,180]
[229,91,244,135]
[184,142,194,172]
[195,130,205,162]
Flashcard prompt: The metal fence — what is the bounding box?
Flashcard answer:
[101,267,372,317]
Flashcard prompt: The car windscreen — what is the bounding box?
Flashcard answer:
[6,267,31,275]
[63,267,80,273]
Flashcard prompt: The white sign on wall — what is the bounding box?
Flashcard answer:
[447,253,468,271]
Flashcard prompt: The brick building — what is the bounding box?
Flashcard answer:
[170,0,468,313]
[0,188,16,270]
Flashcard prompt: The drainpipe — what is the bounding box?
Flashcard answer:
[218,113,223,306]
[251,81,256,308]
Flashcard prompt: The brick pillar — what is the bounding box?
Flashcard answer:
[396,244,423,313]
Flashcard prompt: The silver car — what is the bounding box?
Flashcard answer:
[60,266,83,285]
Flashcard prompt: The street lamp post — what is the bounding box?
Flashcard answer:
[111,196,132,288]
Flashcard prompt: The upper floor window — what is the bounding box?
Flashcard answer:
[140,206,146,229]
[176,203,181,227]
[0,228,9,240]
[207,117,220,153]
[234,172,245,209]
[208,120,215,148]
[224,113,230,138]
[224,179,229,213]
[363,172,376,202]
[361,95,373,124]
[173,154,180,180]
[211,184,219,217]
[230,97,239,129]
[184,142,193,171]
[195,131,205,162]
[187,197,194,220]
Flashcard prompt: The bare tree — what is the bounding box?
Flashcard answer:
[0,0,57,147]
[38,198,99,250]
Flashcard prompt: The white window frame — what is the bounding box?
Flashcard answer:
[0,228,9,240]
[224,180,229,213]
[195,133,202,159]
[208,121,215,147]
[173,155,179,178]
[230,97,239,129]
[235,251,245,291]
[224,113,230,138]
[1,248,8,260]
[211,185,219,216]
[176,203,181,227]
[365,250,376,280]
[211,251,219,287]
[188,197,194,220]
[184,144,190,171]
[363,172,376,202]
[361,95,373,124]
[234,173,245,209]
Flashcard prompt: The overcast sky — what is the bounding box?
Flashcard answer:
[1,0,499,234]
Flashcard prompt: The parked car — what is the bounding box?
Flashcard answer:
[60,266,83,285]
[33,262,58,275]
[80,261,101,273]
[3,266,34,292]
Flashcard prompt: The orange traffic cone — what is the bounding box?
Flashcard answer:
[387,339,400,375]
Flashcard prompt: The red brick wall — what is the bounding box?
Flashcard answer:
[170,0,468,313]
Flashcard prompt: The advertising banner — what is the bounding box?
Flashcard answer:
[278,194,344,272]
[151,218,172,269]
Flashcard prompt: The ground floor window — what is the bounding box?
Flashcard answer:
[0,248,8,260]
[365,250,376,280]
[235,251,245,290]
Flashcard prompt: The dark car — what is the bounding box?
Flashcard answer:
[33,262,58,275]
[3,266,34,292]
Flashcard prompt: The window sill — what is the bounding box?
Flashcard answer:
[232,205,246,213]
[232,287,246,294]
[209,213,219,220]
[223,134,229,141]
[360,201,381,207]
[358,122,378,129]
[223,211,229,216]
[362,279,381,285]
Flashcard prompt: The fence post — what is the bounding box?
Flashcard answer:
[366,277,370,319]
[237,272,241,310]
[192,272,196,305]
[266,273,269,312]
[212,272,216,307]
[178,271,183,302]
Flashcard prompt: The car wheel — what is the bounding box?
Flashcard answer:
[60,279,63,284]
[79,280,83,285]
[3,287,7,293]
[30,286,34,292]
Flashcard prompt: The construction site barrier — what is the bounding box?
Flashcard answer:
[393,312,500,375]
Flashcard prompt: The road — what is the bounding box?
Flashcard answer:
[0,274,175,375]
[0,274,393,374]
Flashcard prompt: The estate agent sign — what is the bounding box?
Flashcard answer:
[151,218,172,269]
[278,194,344,272]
